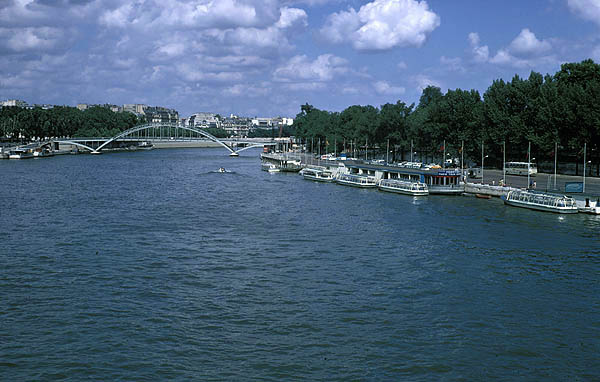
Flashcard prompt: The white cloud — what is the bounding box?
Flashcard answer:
[592,45,600,61]
[99,0,281,30]
[508,28,551,56]
[283,82,326,91]
[320,0,440,51]
[468,32,480,46]
[373,80,405,95]
[276,7,308,29]
[199,6,307,52]
[489,49,556,68]
[222,83,270,97]
[440,56,464,72]
[413,74,441,91]
[175,62,244,82]
[342,86,360,94]
[468,32,489,63]
[98,3,135,28]
[273,54,349,82]
[568,0,600,26]
[397,61,408,70]
[285,0,340,5]
[0,26,65,52]
[469,29,555,68]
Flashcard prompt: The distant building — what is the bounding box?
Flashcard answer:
[144,106,179,124]
[222,115,252,137]
[251,117,273,129]
[1,99,28,108]
[31,104,54,110]
[76,103,121,112]
[123,104,146,115]
[188,112,220,128]
[251,117,294,130]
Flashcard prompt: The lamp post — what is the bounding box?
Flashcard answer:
[442,139,446,168]
[481,141,484,184]
[482,154,488,184]
[386,139,389,164]
[583,142,587,193]
[527,141,531,189]
[554,142,557,190]
[503,140,506,186]
[461,140,464,182]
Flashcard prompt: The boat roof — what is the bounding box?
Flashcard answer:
[509,189,573,199]
[345,161,461,176]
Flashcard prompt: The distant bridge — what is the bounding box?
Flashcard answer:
[54,122,278,156]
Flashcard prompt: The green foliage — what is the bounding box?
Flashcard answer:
[292,59,600,164]
[0,105,143,140]
[247,125,295,138]
[203,127,229,138]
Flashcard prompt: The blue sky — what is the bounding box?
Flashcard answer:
[1,0,600,118]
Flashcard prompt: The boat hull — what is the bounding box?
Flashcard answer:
[503,199,578,214]
[378,185,428,196]
[335,179,377,188]
[261,164,280,173]
[428,186,465,195]
[303,174,334,182]
[9,153,34,159]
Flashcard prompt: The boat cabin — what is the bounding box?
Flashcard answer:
[342,161,463,194]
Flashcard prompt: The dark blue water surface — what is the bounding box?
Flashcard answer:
[1,148,599,381]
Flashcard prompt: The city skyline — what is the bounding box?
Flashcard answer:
[1,0,600,117]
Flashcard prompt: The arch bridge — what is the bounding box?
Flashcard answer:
[62,122,276,156]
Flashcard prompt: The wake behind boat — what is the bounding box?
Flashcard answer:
[502,190,578,214]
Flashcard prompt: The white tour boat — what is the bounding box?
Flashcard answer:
[378,179,429,196]
[8,148,34,159]
[502,190,578,214]
[302,167,335,182]
[335,173,377,188]
[261,162,280,173]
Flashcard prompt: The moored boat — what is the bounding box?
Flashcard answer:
[8,148,34,159]
[302,167,335,182]
[335,173,377,188]
[378,179,428,196]
[261,162,280,173]
[33,148,54,157]
[502,190,578,214]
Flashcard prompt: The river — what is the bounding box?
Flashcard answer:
[1,148,599,381]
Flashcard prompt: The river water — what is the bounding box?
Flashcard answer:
[1,148,599,381]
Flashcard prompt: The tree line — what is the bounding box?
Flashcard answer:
[292,59,600,170]
[0,105,144,141]
[0,105,297,141]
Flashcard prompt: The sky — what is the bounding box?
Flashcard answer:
[1,0,600,118]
